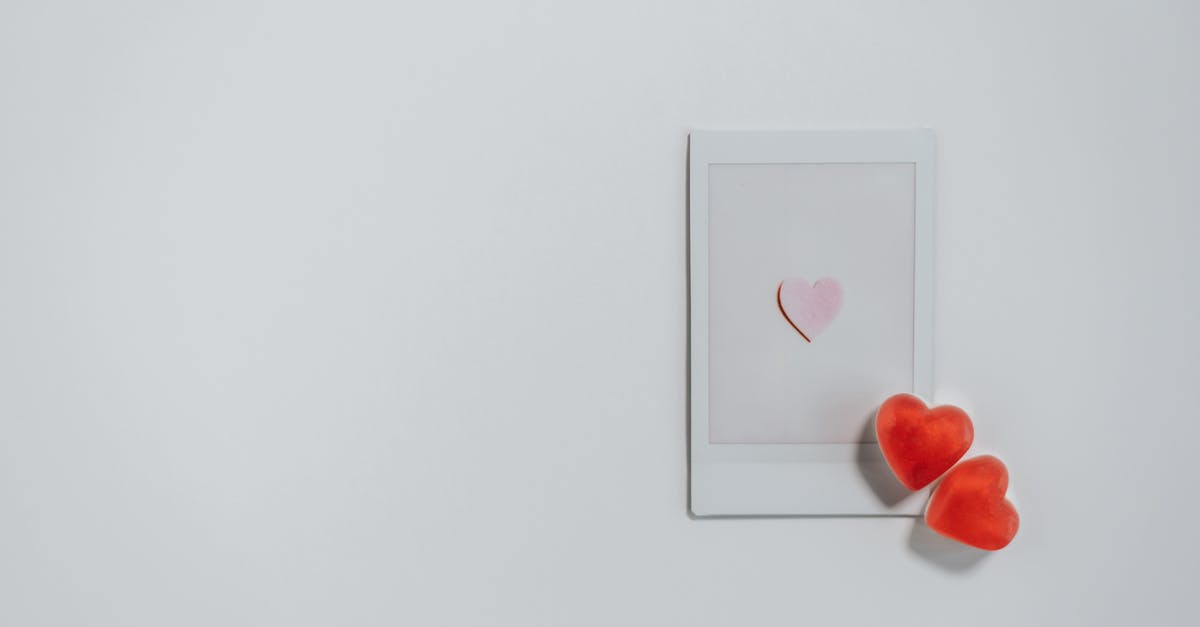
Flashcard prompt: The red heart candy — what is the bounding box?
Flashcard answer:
[925,455,1020,551]
[875,393,973,490]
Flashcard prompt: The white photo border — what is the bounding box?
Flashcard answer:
[688,130,935,516]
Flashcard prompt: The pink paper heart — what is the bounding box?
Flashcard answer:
[777,277,843,342]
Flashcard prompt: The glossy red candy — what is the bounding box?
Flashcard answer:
[875,393,973,490]
[925,455,1020,551]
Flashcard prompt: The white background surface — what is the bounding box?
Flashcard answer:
[1,1,1198,625]
[709,163,915,443]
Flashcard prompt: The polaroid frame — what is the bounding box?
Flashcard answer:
[688,130,935,516]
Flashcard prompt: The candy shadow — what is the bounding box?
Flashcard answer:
[853,410,913,507]
[907,518,991,572]
[856,411,990,571]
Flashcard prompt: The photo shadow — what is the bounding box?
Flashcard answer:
[684,134,694,518]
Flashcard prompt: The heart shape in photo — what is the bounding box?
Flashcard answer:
[875,393,973,490]
[777,277,842,342]
[925,455,1020,551]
